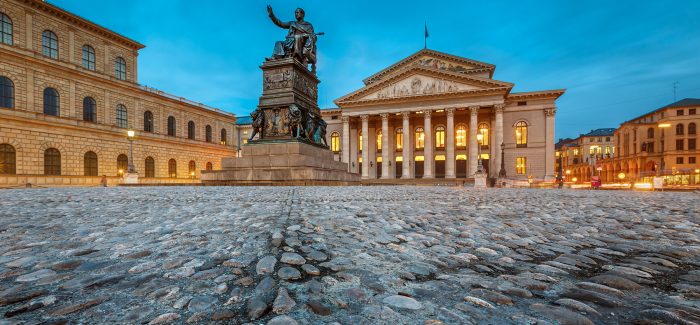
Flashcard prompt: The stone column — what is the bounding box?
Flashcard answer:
[401,111,411,179]
[494,104,505,178]
[544,107,557,181]
[342,116,350,169]
[423,110,434,178]
[381,113,390,179]
[469,106,480,176]
[361,115,369,179]
[445,108,456,178]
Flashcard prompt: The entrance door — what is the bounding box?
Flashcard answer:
[482,159,490,176]
[376,162,382,178]
[435,160,445,178]
[415,161,424,178]
[456,160,467,178]
[396,161,402,178]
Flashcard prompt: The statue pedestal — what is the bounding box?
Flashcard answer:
[201,141,359,185]
[123,173,139,184]
[473,173,487,188]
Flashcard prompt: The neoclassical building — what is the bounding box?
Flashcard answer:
[325,49,564,181]
[0,0,237,186]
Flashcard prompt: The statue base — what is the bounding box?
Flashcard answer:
[201,141,359,186]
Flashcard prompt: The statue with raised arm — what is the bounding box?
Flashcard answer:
[266,5,317,72]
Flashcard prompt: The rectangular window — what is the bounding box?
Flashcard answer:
[605,146,611,154]
[689,157,696,164]
[676,157,684,164]
[677,109,684,116]
[517,101,527,106]
[589,147,595,155]
[676,139,684,151]
[690,109,697,115]
[516,157,526,174]
[605,137,610,142]
[689,139,696,150]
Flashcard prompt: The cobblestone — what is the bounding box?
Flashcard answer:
[0,186,699,324]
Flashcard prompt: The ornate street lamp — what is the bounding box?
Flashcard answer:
[498,142,506,178]
[127,130,136,173]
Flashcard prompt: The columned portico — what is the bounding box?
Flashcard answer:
[445,108,456,178]
[361,115,369,179]
[423,110,434,178]
[401,111,411,179]
[469,106,479,176]
[380,113,391,179]
[494,104,504,177]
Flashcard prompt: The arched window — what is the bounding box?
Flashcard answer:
[82,45,95,70]
[0,76,14,108]
[83,97,96,122]
[206,162,213,171]
[478,123,490,147]
[44,148,60,175]
[187,121,195,140]
[330,132,340,152]
[220,128,227,145]
[167,116,176,136]
[676,123,684,135]
[0,13,12,45]
[116,104,128,128]
[145,157,155,178]
[515,121,528,148]
[117,154,128,174]
[84,151,98,176]
[144,111,154,132]
[205,125,212,142]
[0,144,16,174]
[376,129,382,151]
[435,126,445,148]
[43,88,59,116]
[415,127,425,149]
[168,159,177,178]
[115,57,127,80]
[456,125,467,148]
[647,127,654,139]
[42,30,58,59]
[689,123,697,135]
[188,160,196,177]
[395,128,403,151]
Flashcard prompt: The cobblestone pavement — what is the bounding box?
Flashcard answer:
[0,187,699,325]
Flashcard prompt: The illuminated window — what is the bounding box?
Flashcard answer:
[359,131,363,153]
[605,146,611,155]
[0,144,16,174]
[395,128,403,151]
[515,121,528,147]
[589,147,595,155]
[435,126,445,148]
[415,127,424,149]
[516,157,527,174]
[573,149,579,155]
[117,154,128,174]
[220,129,227,144]
[456,125,467,147]
[188,161,196,176]
[376,129,382,151]
[330,132,340,152]
[84,151,98,176]
[478,123,489,147]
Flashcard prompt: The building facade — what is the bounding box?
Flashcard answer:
[0,0,237,186]
[556,128,615,181]
[597,98,699,185]
[329,49,564,181]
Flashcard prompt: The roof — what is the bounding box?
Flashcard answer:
[583,128,616,137]
[236,116,252,125]
[625,98,700,124]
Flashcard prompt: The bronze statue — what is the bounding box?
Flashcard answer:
[267,5,318,72]
[317,118,328,146]
[249,108,265,141]
[288,104,306,139]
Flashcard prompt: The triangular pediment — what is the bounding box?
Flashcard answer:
[363,49,496,85]
[336,66,512,106]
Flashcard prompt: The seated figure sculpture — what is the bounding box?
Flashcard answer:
[267,5,318,73]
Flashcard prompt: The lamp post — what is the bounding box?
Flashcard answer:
[127,130,136,173]
[498,142,506,178]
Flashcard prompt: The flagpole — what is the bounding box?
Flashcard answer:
[424,21,429,49]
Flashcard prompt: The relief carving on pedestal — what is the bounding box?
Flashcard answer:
[264,68,292,90]
[293,72,318,99]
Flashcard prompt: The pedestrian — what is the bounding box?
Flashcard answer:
[100,175,108,187]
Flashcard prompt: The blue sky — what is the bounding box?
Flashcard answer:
[50,0,700,139]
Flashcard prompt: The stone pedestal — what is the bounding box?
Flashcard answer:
[123,173,139,184]
[201,141,359,185]
[473,173,487,188]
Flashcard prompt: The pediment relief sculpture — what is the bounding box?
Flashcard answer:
[362,75,480,100]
